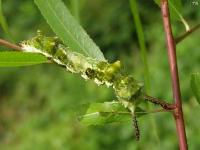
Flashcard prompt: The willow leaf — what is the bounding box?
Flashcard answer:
[0,51,48,67]
[34,0,105,61]
[79,102,130,126]
[79,102,146,126]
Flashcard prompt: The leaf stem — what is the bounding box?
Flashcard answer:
[161,0,188,149]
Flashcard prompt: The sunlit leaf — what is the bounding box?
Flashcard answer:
[191,73,200,104]
[0,51,48,67]
[34,0,105,61]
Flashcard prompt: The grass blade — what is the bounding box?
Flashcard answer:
[129,0,150,92]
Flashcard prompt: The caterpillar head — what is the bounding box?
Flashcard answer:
[114,76,143,101]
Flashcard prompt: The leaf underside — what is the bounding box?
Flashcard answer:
[34,0,105,61]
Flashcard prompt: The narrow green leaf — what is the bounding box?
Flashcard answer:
[168,0,189,31]
[0,51,48,67]
[79,101,146,126]
[0,0,13,41]
[169,0,182,14]
[34,0,105,61]
[191,73,200,104]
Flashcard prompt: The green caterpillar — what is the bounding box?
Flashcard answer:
[21,31,144,114]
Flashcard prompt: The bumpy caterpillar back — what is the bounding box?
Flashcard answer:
[21,31,144,112]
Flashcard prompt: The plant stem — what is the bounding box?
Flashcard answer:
[161,0,188,150]
[0,39,22,50]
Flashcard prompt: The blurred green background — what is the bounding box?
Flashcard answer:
[0,0,200,149]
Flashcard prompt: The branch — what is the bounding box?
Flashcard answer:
[0,39,22,51]
[175,23,200,44]
[144,95,175,110]
[161,0,188,150]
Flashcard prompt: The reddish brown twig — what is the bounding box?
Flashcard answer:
[0,39,22,51]
[144,95,175,110]
[161,0,188,150]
